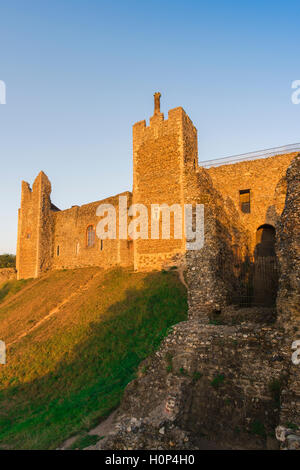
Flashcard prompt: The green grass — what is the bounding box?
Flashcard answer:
[0,267,187,449]
[0,279,31,303]
[210,374,225,389]
[286,422,298,431]
[69,433,103,450]
[165,352,173,373]
[192,371,203,383]
[249,420,266,437]
[268,378,282,407]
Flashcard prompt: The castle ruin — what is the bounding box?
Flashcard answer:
[15,94,300,449]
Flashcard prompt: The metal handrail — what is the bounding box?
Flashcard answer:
[199,143,300,168]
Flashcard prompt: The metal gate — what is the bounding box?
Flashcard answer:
[230,254,278,308]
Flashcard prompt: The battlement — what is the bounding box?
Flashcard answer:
[133,105,196,136]
[132,93,198,270]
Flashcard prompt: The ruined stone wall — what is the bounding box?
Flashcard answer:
[52,192,133,270]
[276,155,300,331]
[207,153,296,253]
[16,102,296,290]
[183,163,251,322]
[16,174,133,278]
[276,155,300,445]
[16,172,53,279]
[96,319,287,450]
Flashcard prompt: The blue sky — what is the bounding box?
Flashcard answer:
[0,0,299,254]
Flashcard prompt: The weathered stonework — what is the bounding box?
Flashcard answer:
[91,153,299,450]
[207,153,296,253]
[91,314,288,450]
[15,95,299,449]
[16,96,295,286]
[16,172,53,279]
[275,155,300,449]
[52,192,133,271]
[16,184,134,279]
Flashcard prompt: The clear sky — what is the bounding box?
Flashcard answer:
[0,0,299,254]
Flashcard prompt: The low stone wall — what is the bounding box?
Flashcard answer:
[185,167,250,323]
[94,316,288,450]
[0,268,17,284]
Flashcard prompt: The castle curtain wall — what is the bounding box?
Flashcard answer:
[207,153,297,253]
[52,192,133,271]
[16,99,296,286]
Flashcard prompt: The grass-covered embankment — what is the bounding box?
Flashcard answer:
[0,267,187,449]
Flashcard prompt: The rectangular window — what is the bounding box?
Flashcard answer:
[87,226,95,247]
[100,240,103,251]
[239,189,250,213]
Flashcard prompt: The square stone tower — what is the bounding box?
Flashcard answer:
[16,171,53,279]
[132,93,198,271]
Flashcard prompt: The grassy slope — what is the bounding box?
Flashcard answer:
[0,278,32,303]
[0,267,187,449]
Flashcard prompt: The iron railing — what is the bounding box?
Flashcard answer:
[199,143,300,168]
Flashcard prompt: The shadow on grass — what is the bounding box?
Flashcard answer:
[0,270,187,450]
[0,279,31,304]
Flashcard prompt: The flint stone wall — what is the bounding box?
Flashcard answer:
[95,318,287,450]
[276,155,300,448]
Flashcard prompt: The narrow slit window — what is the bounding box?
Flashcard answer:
[75,242,80,255]
[87,225,95,247]
[57,246,60,256]
[239,189,250,213]
[100,240,103,251]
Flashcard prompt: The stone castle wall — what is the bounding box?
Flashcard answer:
[276,156,300,446]
[132,107,194,271]
[16,180,133,278]
[52,192,133,270]
[207,153,296,252]
[97,320,287,450]
[16,172,53,279]
[184,166,251,322]
[13,97,300,448]
[92,156,300,452]
[16,99,296,292]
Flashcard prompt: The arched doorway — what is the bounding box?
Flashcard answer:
[253,224,278,306]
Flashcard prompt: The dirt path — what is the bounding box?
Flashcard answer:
[177,265,188,289]
[0,277,42,310]
[7,270,103,348]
